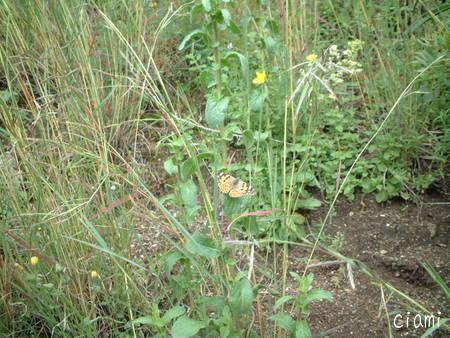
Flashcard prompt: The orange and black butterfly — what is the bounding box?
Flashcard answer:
[217,172,256,198]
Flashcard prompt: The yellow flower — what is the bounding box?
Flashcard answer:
[252,71,267,85]
[91,270,99,279]
[306,54,318,62]
[30,256,39,266]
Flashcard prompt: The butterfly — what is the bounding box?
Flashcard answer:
[217,172,256,198]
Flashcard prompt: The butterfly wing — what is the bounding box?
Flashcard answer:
[218,172,236,194]
[228,178,256,198]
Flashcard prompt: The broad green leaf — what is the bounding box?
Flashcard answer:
[294,320,312,338]
[264,36,276,50]
[180,180,198,209]
[186,232,220,259]
[274,295,295,310]
[297,198,321,210]
[270,313,295,332]
[305,289,333,303]
[164,158,178,175]
[230,276,255,315]
[181,157,197,180]
[161,305,185,325]
[240,129,254,147]
[172,316,206,338]
[375,190,389,203]
[220,9,232,26]
[250,89,267,111]
[205,96,229,129]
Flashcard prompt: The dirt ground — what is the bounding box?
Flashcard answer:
[133,184,449,337]
[305,191,449,337]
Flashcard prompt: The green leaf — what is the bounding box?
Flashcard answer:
[220,9,232,26]
[270,313,295,332]
[172,316,206,338]
[128,316,162,327]
[297,198,321,210]
[181,157,197,180]
[250,89,267,111]
[223,123,242,141]
[305,289,333,303]
[201,0,211,12]
[180,180,198,209]
[164,158,178,175]
[179,29,207,50]
[263,36,276,50]
[253,131,269,142]
[240,129,254,147]
[294,320,312,338]
[230,276,255,315]
[185,232,220,259]
[228,20,241,34]
[197,152,214,162]
[161,305,185,325]
[205,95,229,129]
[224,51,248,79]
[295,171,320,187]
[163,251,185,274]
[197,296,226,316]
[375,190,389,203]
[297,273,314,293]
[274,295,295,310]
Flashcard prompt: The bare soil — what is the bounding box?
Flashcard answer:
[305,191,449,337]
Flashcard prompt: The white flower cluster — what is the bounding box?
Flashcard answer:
[325,40,364,86]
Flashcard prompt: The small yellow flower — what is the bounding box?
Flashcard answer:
[91,270,99,279]
[30,256,39,266]
[252,71,267,85]
[306,54,318,62]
